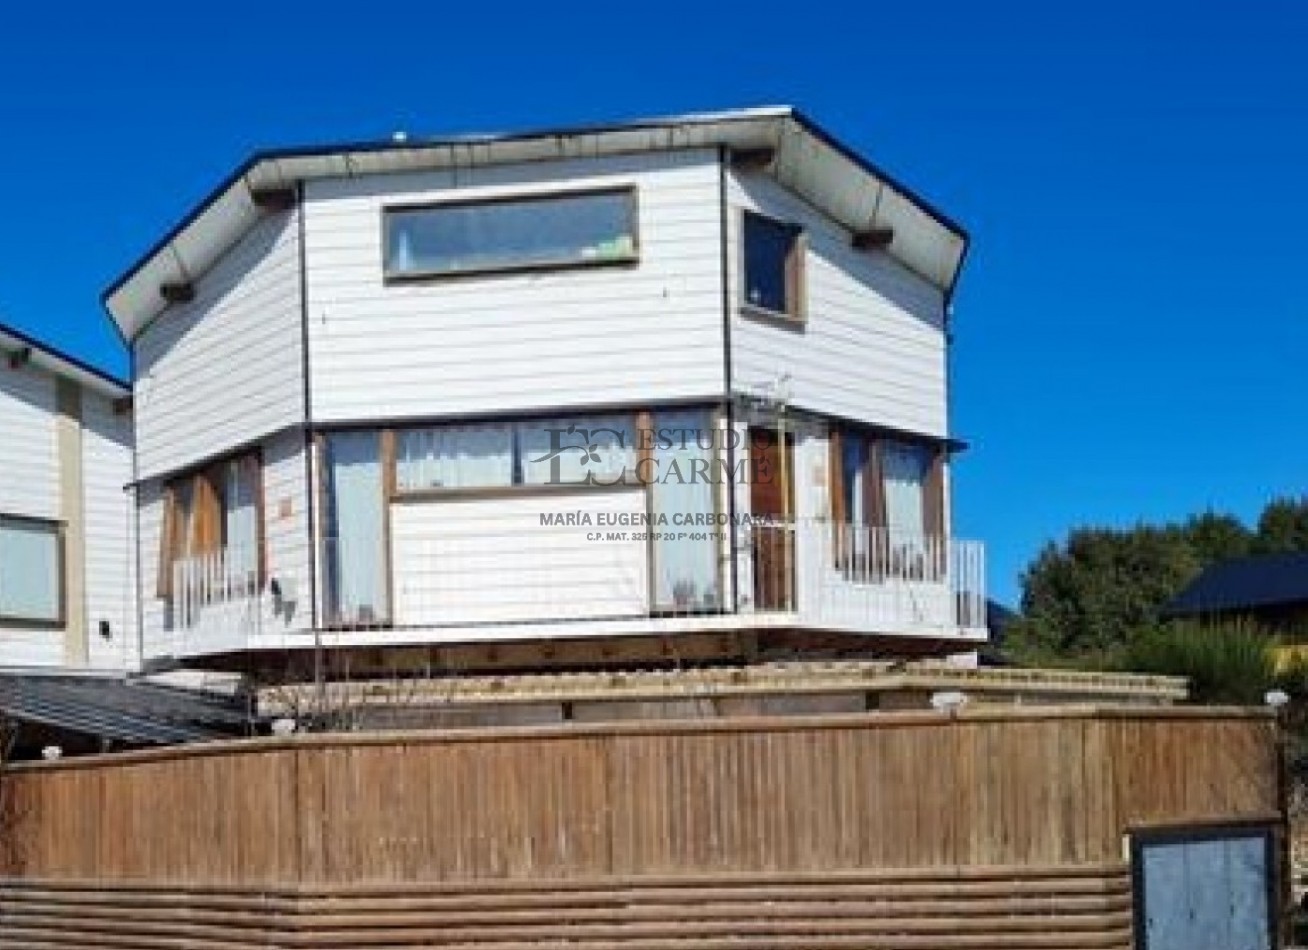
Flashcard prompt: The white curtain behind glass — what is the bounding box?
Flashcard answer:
[519,416,635,485]
[325,432,388,623]
[396,426,514,490]
[223,460,259,576]
[652,410,719,610]
[0,520,60,622]
[882,442,929,538]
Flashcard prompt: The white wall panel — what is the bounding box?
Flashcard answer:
[303,151,725,423]
[728,171,949,438]
[134,209,304,480]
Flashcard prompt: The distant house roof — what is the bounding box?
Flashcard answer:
[0,319,129,398]
[0,673,251,747]
[1164,551,1308,618]
[103,106,969,343]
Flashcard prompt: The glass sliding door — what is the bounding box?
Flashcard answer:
[650,410,720,611]
[323,431,389,625]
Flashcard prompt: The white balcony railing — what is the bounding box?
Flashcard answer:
[170,547,261,632]
[302,517,986,637]
[165,522,986,642]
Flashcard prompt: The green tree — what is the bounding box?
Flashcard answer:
[1254,495,1308,553]
[1009,526,1201,662]
[1182,510,1254,564]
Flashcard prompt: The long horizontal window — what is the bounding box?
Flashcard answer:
[395,416,637,491]
[383,188,638,279]
[0,515,62,625]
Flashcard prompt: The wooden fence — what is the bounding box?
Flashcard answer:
[0,705,1281,949]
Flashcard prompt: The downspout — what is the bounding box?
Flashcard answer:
[717,145,740,613]
[130,345,145,674]
[296,184,322,682]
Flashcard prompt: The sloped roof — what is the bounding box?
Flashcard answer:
[0,673,251,746]
[103,106,969,342]
[1164,551,1308,617]
[0,320,128,398]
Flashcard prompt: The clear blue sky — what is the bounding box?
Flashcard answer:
[1,1,1304,604]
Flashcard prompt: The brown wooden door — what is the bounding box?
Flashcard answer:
[749,428,794,611]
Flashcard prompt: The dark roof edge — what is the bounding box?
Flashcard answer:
[102,106,968,310]
[0,318,129,392]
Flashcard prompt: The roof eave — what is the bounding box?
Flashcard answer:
[0,321,130,398]
[104,107,969,342]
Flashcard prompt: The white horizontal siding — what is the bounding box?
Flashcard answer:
[0,363,58,519]
[728,172,949,437]
[134,208,304,480]
[391,489,650,626]
[81,391,136,670]
[0,363,62,665]
[136,479,169,661]
[260,429,311,629]
[303,150,725,423]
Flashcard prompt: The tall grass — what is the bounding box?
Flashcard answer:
[1118,621,1278,705]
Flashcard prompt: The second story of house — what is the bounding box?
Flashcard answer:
[107,107,964,472]
[0,322,135,671]
[100,107,979,669]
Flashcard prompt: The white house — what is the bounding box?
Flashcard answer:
[101,107,985,674]
[0,322,135,670]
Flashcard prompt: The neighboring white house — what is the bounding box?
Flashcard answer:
[101,106,986,672]
[0,322,135,670]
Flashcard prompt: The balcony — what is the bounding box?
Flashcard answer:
[165,519,986,653]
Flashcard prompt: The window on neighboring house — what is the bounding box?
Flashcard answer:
[383,187,639,279]
[158,452,262,598]
[742,210,805,319]
[0,515,62,625]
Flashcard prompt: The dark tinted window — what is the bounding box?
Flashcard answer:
[743,211,800,315]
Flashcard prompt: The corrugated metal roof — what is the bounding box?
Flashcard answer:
[103,106,969,342]
[0,673,252,745]
[1164,551,1308,617]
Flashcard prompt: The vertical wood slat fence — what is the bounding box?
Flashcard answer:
[0,705,1280,949]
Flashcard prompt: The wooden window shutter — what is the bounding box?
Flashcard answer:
[924,448,947,540]
[192,472,222,557]
[829,427,847,564]
[864,439,889,530]
[828,428,845,524]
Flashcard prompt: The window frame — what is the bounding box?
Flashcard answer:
[828,426,947,578]
[380,185,641,283]
[316,407,728,629]
[157,449,266,600]
[0,513,65,629]
[739,209,807,323]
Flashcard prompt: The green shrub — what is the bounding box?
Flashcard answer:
[1118,621,1277,705]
